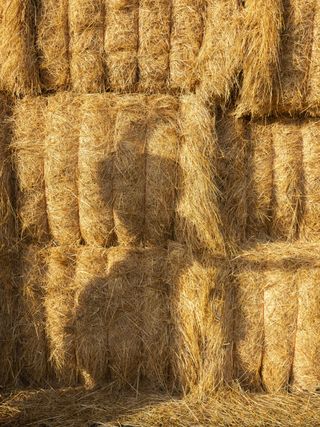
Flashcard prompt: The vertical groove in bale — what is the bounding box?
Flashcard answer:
[246,120,274,241]
[138,0,171,93]
[278,0,316,113]
[105,0,139,92]
[107,247,143,387]
[0,253,15,386]
[45,94,81,245]
[233,263,264,391]
[176,95,224,254]
[262,268,297,393]
[12,97,49,243]
[271,121,303,241]
[74,247,109,389]
[198,0,241,100]
[293,267,320,392]
[169,0,204,91]
[141,248,170,388]
[113,96,147,246]
[37,0,70,91]
[18,246,48,385]
[307,2,320,113]
[78,95,116,247]
[0,0,40,95]
[45,247,78,386]
[69,0,106,93]
[0,94,14,251]
[144,96,179,247]
[300,121,320,240]
[215,113,247,252]
[237,0,283,116]
[168,243,231,394]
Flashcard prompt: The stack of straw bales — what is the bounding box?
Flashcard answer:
[2,0,320,424]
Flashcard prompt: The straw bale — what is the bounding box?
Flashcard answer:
[18,246,48,385]
[0,0,40,95]
[69,0,106,93]
[107,247,143,387]
[176,95,224,254]
[0,252,15,387]
[197,0,241,101]
[262,268,297,393]
[78,95,116,247]
[74,247,109,388]
[271,120,303,240]
[233,263,264,391]
[237,0,283,116]
[307,3,320,114]
[141,248,170,388]
[0,94,14,250]
[113,96,147,246]
[144,96,179,247]
[169,0,204,92]
[300,121,320,240]
[293,267,320,392]
[215,112,246,252]
[246,120,273,241]
[12,97,49,243]
[37,0,70,91]
[44,93,81,245]
[105,0,139,92]
[45,246,78,386]
[138,0,171,93]
[168,243,231,393]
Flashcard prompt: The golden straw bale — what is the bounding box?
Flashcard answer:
[113,96,147,246]
[74,246,109,388]
[169,0,204,92]
[0,94,14,250]
[0,252,15,387]
[45,246,78,386]
[238,0,317,116]
[69,0,106,93]
[197,0,242,101]
[176,95,224,254]
[18,246,48,385]
[246,120,273,241]
[293,267,320,392]
[107,247,143,388]
[237,0,283,117]
[12,97,49,243]
[215,112,246,252]
[168,243,231,394]
[307,3,320,114]
[271,120,303,240]
[37,0,70,91]
[138,0,171,93]
[144,96,179,247]
[78,95,116,247]
[0,0,40,95]
[105,0,139,92]
[44,93,81,245]
[262,268,297,393]
[141,248,170,388]
[300,121,320,240]
[233,261,264,391]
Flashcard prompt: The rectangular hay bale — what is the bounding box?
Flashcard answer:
[12,97,49,243]
[44,93,81,245]
[104,0,139,92]
[69,0,106,93]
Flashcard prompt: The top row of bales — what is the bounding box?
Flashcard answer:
[1,0,320,116]
[0,0,240,98]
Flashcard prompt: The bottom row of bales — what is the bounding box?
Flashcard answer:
[1,243,320,394]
